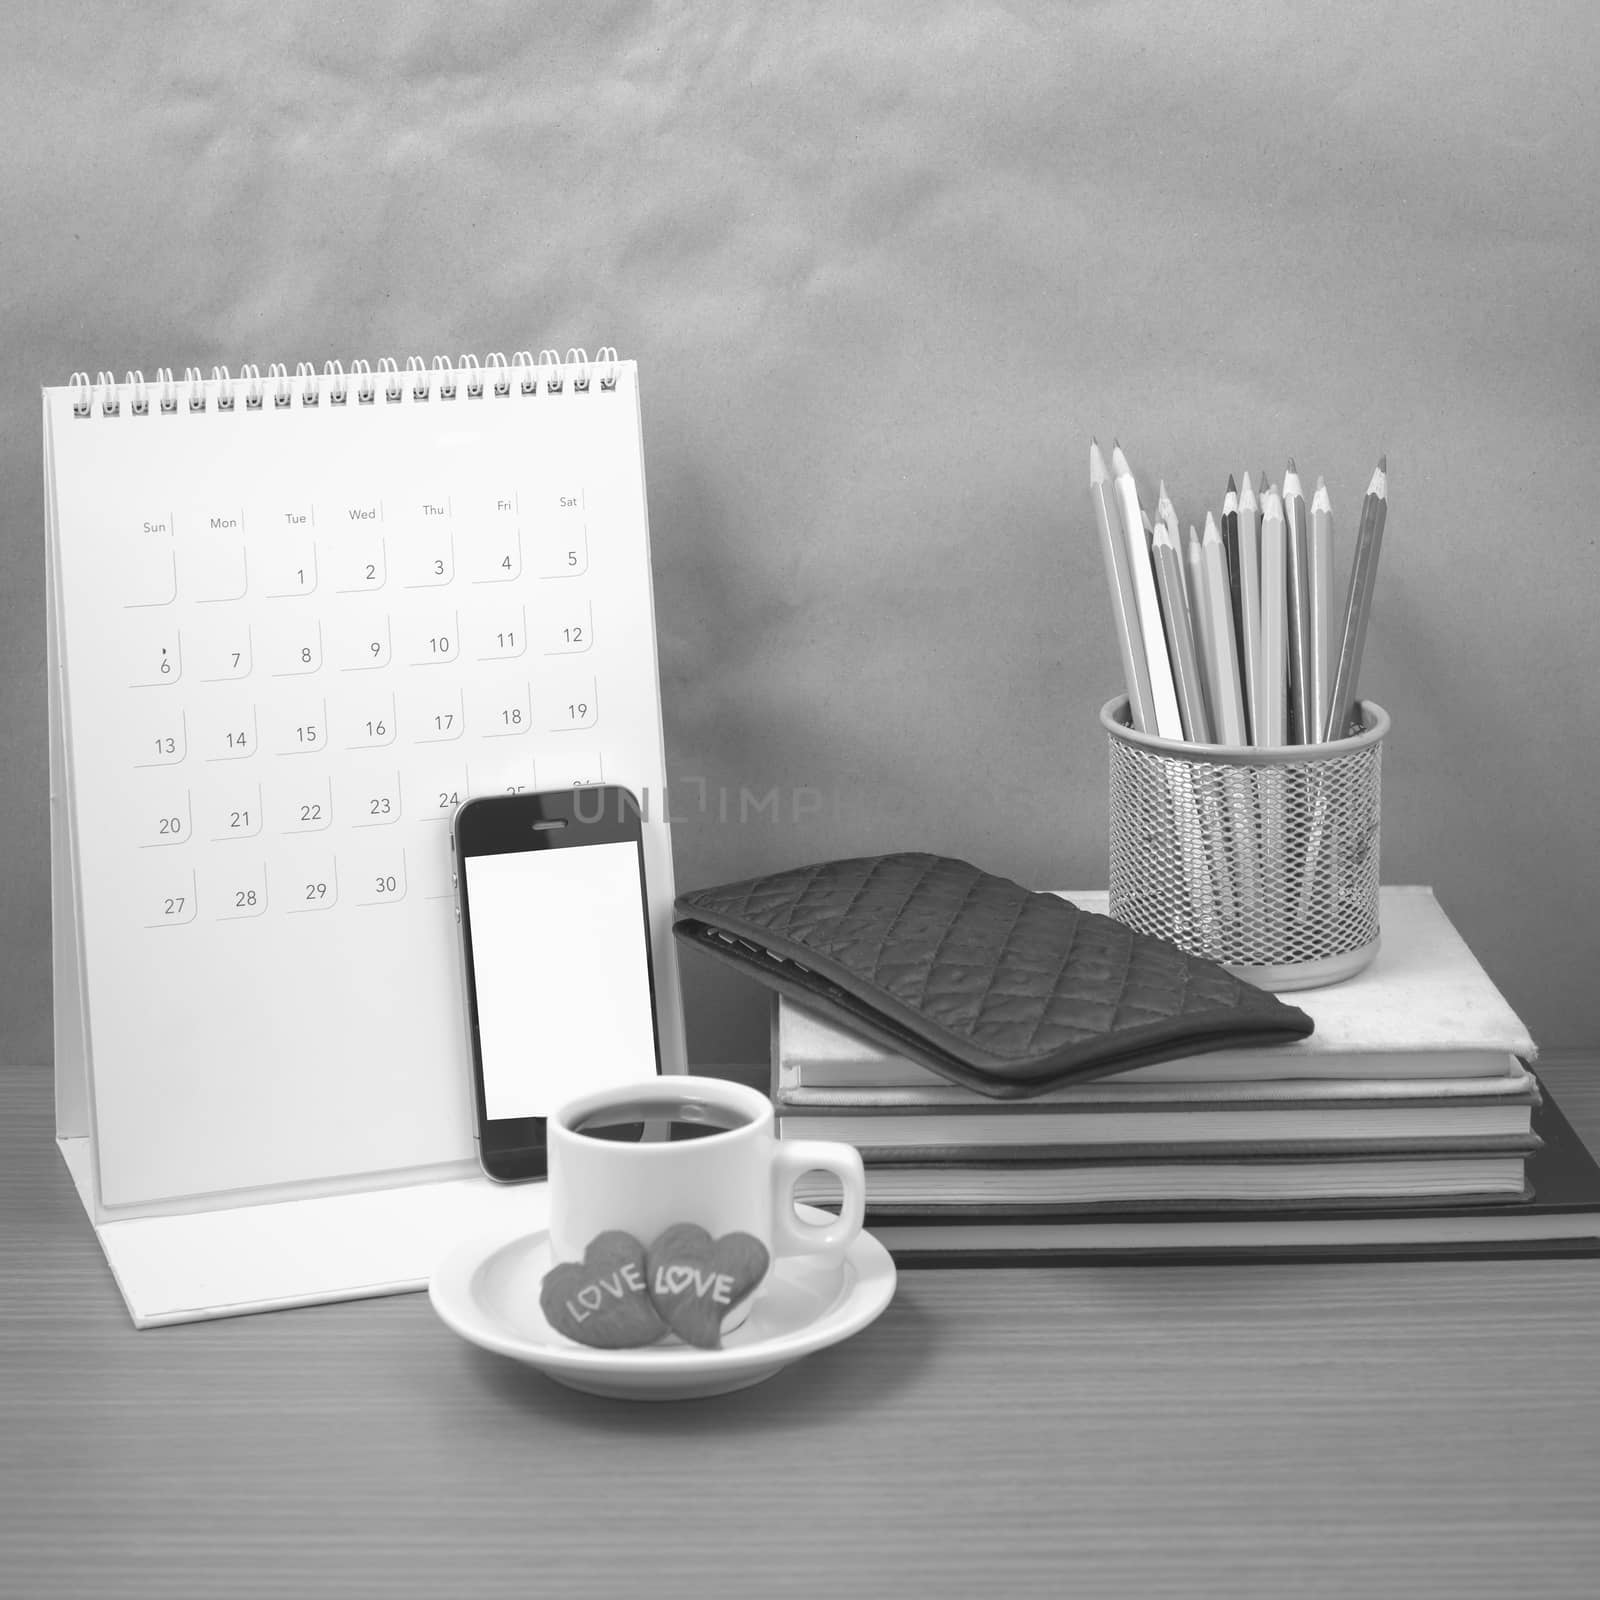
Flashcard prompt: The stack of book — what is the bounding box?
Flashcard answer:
[776,887,1600,1261]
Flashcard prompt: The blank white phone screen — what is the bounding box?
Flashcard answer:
[465,840,657,1122]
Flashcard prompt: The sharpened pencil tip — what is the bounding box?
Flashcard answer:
[1287,457,1296,474]
[1378,453,1387,472]
[1226,473,1237,493]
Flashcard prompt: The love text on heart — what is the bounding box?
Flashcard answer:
[565,1261,648,1323]
[653,1263,737,1305]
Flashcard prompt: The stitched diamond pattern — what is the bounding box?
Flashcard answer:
[676,853,1311,1087]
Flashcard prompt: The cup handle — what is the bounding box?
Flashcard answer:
[770,1139,867,1261]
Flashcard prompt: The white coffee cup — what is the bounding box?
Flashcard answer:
[546,1076,866,1333]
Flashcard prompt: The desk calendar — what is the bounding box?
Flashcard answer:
[44,352,686,1321]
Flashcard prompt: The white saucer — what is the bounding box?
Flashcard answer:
[428,1206,897,1400]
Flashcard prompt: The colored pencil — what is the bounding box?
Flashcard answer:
[1221,476,1243,702]
[1157,481,1189,613]
[1324,458,1389,740]
[1257,484,1288,746]
[1308,476,1335,743]
[1150,517,1212,743]
[1197,513,1247,746]
[1088,439,1156,733]
[1184,518,1209,727]
[1283,460,1313,743]
[1110,444,1183,740]
[1187,521,1217,735]
[1235,471,1262,745]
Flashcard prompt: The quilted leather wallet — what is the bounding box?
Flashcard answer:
[674,853,1315,1099]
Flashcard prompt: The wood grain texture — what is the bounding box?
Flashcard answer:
[4,1057,1599,1600]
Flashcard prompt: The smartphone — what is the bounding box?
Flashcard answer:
[453,785,662,1182]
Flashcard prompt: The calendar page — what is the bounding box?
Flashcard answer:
[45,357,682,1212]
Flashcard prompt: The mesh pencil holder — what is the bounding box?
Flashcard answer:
[1101,697,1388,991]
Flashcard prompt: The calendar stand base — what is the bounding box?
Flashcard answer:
[58,1138,542,1328]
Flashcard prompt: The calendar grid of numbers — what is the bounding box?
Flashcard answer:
[45,355,683,1212]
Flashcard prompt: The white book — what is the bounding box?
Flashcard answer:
[775,887,1534,1090]
[776,1066,1538,1151]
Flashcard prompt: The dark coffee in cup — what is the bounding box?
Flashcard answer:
[570,1095,753,1144]
[547,1077,868,1332]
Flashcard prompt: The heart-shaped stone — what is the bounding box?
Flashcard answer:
[540,1230,667,1349]
[645,1224,770,1350]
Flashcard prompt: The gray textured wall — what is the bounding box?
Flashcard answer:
[5,2,1598,1068]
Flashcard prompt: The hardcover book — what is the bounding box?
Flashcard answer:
[775,887,1535,1089]
[852,1089,1600,1263]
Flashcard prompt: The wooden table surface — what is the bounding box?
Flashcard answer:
[5,1057,1599,1600]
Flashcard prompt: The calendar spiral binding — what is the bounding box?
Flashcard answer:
[66,347,622,419]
